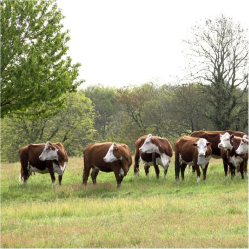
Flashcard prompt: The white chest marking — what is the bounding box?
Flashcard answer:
[198,155,211,169]
[229,156,243,167]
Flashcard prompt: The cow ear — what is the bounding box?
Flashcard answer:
[193,143,197,146]
[230,134,234,139]
[113,143,118,151]
[206,142,210,145]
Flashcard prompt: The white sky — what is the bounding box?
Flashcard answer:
[57,0,249,88]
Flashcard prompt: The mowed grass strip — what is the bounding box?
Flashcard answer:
[1,156,248,248]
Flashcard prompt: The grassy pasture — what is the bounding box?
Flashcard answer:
[1,156,248,248]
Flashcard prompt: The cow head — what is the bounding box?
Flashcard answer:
[103,143,123,163]
[139,134,160,154]
[194,138,211,156]
[236,135,249,155]
[39,141,59,161]
[218,132,233,150]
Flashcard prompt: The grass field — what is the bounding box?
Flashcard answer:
[1,156,248,248]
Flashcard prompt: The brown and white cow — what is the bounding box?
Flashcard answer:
[190,130,247,179]
[138,134,173,179]
[134,135,172,179]
[19,141,68,187]
[83,142,132,188]
[175,136,212,183]
[218,133,248,179]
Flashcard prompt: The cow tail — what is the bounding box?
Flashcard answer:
[174,147,180,181]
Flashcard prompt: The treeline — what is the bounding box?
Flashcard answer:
[1,82,248,163]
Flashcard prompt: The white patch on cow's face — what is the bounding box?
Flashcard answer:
[218,132,233,150]
[139,134,160,154]
[39,142,58,161]
[195,138,211,169]
[103,143,118,163]
[195,138,209,156]
[236,136,249,155]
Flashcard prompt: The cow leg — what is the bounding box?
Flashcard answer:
[46,161,56,187]
[134,151,140,177]
[223,159,229,179]
[152,153,159,179]
[163,167,168,179]
[196,165,201,183]
[154,165,160,179]
[91,167,100,184]
[202,164,209,181]
[239,162,244,180]
[144,165,150,178]
[229,163,236,179]
[19,157,29,185]
[175,158,180,182]
[114,168,124,188]
[83,166,91,186]
[180,163,187,180]
[58,175,63,185]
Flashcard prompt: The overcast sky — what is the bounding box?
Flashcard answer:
[57,0,249,88]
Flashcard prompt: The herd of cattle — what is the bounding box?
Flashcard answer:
[18,130,248,188]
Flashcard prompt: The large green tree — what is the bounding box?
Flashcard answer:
[183,15,248,131]
[1,0,83,118]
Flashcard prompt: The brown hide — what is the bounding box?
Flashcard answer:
[174,136,212,181]
[83,142,132,188]
[134,136,161,178]
[190,130,245,157]
[19,142,68,185]
[150,136,173,157]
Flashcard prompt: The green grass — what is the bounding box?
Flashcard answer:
[1,157,248,248]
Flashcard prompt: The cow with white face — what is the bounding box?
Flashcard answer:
[19,142,68,187]
[83,142,132,188]
[175,136,212,183]
[139,134,173,178]
[236,135,249,155]
[218,132,233,151]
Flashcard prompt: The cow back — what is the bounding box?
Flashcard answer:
[175,136,199,162]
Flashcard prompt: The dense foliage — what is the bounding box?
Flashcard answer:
[0,0,83,118]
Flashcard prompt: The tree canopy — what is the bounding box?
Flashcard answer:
[0,0,83,118]
[183,15,249,130]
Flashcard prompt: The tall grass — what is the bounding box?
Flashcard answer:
[1,157,248,248]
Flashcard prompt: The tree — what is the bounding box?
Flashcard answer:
[84,85,117,140]
[0,0,83,118]
[1,91,97,162]
[168,83,214,134]
[183,15,248,131]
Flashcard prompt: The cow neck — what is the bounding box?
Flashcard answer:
[227,147,237,157]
